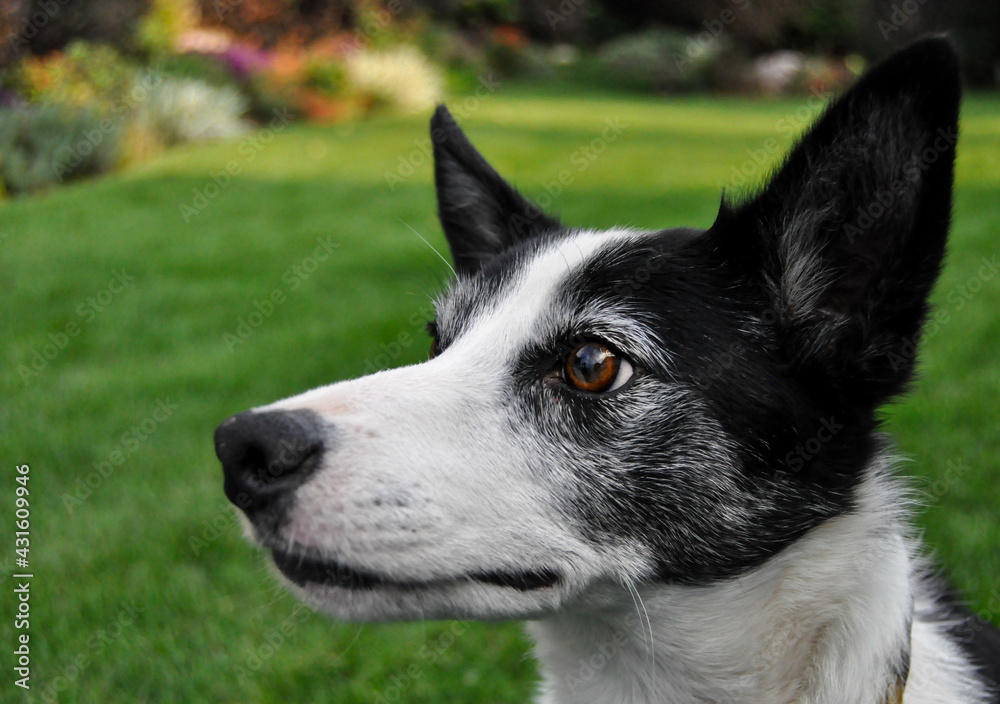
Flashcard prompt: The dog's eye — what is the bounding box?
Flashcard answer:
[564,342,633,393]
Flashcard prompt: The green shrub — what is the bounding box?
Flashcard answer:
[14,41,138,114]
[303,59,347,98]
[154,53,238,88]
[595,28,724,93]
[0,104,121,194]
[136,0,197,57]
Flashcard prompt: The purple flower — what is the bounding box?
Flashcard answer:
[220,45,271,80]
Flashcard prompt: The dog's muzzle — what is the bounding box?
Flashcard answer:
[214,409,325,520]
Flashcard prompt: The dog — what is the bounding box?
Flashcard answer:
[215,37,1000,703]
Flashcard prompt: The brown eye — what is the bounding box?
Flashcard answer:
[565,342,632,393]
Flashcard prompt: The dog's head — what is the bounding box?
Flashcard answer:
[215,38,960,622]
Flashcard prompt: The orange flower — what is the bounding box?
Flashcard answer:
[493,25,528,49]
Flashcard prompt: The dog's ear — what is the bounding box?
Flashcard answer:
[711,37,961,406]
[432,105,560,275]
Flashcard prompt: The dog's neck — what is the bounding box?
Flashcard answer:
[529,471,915,704]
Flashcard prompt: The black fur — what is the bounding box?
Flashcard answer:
[434,36,960,579]
[933,580,1000,697]
[711,37,961,410]
[432,36,999,691]
[432,105,561,275]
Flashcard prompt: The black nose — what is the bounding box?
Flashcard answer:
[214,410,325,515]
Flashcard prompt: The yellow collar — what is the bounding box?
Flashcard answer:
[885,676,906,704]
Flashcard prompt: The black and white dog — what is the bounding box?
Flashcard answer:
[215,37,1000,703]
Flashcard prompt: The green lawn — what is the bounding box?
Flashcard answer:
[2,88,998,703]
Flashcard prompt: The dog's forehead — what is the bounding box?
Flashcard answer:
[435,228,651,342]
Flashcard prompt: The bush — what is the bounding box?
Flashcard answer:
[0,104,121,194]
[137,76,249,146]
[194,0,353,47]
[595,27,724,92]
[344,45,444,114]
[12,41,138,114]
[137,0,199,57]
[7,0,152,57]
[153,52,239,88]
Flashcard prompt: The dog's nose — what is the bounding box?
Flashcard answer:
[214,410,324,514]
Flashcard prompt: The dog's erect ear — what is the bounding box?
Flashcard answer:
[712,37,961,406]
[432,106,560,275]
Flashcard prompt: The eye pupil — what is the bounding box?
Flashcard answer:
[566,343,621,392]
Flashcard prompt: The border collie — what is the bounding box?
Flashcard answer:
[215,37,1000,703]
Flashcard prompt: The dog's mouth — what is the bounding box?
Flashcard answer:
[271,549,560,592]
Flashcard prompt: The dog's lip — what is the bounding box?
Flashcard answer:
[270,549,559,592]
[271,549,390,589]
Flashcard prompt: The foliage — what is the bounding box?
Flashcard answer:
[11,41,138,113]
[154,52,242,88]
[344,45,445,114]
[594,27,724,93]
[136,0,199,57]
[136,76,250,146]
[2,92,998,702]
[194,0,354,47]
[0,39,253,193]
[452,0,522,25]
[0,103,120,193]
[303,59,348,97]
[482,24,550,79]
[7,0,153,57]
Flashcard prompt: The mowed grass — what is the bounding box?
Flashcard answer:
[1,89,998,703]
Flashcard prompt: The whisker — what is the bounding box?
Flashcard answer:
[397,217,456,277]
[625,579,655,666]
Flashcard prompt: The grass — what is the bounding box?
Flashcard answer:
[1,88,998,703]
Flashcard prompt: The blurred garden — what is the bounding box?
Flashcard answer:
[0,0,997,196]
[2,2,999,703]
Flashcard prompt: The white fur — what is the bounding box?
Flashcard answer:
[247,229,990,702]
[530,462,989,704]
[259,230,658,621]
